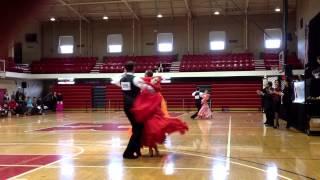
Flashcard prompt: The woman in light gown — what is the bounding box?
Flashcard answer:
[197,89,212,119]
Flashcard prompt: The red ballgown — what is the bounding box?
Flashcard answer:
[131,77,188,147]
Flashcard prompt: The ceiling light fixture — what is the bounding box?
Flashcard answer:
[157,14,163,18]
[50,17,56,22]
[275,8,281,12]
[214,11,220,15]
[103,16,109,20]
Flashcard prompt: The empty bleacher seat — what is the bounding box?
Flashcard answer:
[263,53,303,70]
[31,57,97,74]
[54,84,92,109]
[179,53,254,72]
[105,80,261,111]
[100,55,177,73]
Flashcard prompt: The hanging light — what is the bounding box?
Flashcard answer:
[157,14,163,18]
[275,7,281,12]
[50,17,56,22]
[103,16,109,20]
[214,11,220,15]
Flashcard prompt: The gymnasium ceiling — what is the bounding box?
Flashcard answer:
[42,0,297,21]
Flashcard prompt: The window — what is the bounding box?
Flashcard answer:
[107,34,123,53]
[264,28,282,49]
[157,33,173,52]
[209,31,226,51]
[59,36,74,54]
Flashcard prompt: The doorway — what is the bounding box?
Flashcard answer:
[14,42,22,64]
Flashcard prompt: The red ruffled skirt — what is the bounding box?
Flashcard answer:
[131,90,188,147]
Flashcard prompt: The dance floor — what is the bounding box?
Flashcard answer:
[0,111,319,180]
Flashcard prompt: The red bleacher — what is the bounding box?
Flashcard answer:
[211,81,262,109]
[105,80,261,111]
[54,84,92,109]
[0,57,24,72]
[105,84,123,110]
[180,53,254,72]
[100,55,176,73]
[5,52,304,74]
[161,83,195,110]
[264,53,303,70]
[31,57,97,73]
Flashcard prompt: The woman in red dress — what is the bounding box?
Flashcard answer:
[131,72,188,157]
[197,89,212,119]
[142,70,169,117]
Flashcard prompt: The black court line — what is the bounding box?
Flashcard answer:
[175,149,317,180]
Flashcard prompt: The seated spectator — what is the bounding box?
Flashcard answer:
[0,104,8,117]
[37,97,43,108]
[15,96,26,116]
[3,91,9,103]
[10,94,15,101]
[15,89,25,102]
[36,97,48,114]
[8,99,18,115]
[15,104,25,116]
[26,97,33,115]
[31,97,40,115]
[17,95,24,104]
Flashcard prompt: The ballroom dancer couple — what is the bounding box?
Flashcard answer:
[191,88,212,120]
[112,61,188,159]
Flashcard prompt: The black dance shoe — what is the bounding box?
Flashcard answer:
[123,152,139,159]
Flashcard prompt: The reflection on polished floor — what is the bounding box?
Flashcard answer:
[0,111,319,180]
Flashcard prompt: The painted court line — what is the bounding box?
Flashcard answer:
[164,149,293,180]
[226,115,232,170]
[227,116,232,158]
[5,144,84,180]
[0,143,294,180]
[0,164,221,171]
[23,123,77,133]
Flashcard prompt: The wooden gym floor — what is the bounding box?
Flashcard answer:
[0,111,319,180]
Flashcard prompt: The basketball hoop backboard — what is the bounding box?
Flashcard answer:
[278,51,284,73]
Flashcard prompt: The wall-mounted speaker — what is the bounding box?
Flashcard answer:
[21,82,27,89]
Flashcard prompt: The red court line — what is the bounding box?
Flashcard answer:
[37,123,130,132]
[0,166,35,179]
[0,155,62,179]
[35,113,184,132]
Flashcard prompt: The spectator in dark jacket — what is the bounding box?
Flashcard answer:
[257,81,274,126]
[282,79,293,128]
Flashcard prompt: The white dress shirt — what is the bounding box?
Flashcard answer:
[192,91,204,100]
[111,72,154,91]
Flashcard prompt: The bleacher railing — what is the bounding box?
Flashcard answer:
[0,59,5,78]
